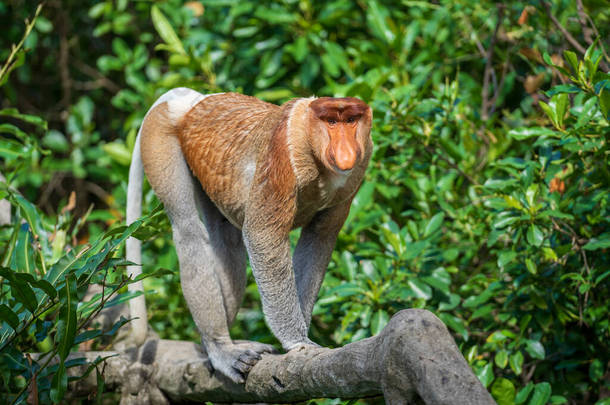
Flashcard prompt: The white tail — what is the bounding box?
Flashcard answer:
[126,134,148,345]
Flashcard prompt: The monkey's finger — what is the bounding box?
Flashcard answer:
[238,350,261,365]
[225,369,246,384]
[233,359,254,374]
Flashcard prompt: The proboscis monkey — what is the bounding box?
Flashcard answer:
[126,88,372,383]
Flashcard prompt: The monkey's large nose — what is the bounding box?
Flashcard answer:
[333,142,359,171]
[328,132,360,172]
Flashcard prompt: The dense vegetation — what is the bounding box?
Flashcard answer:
[1,1,609,404]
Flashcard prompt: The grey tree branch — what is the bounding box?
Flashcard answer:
[63,309,495,405]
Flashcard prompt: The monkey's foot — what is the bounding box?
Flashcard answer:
[286,339,322,351]
[207,341,276,384]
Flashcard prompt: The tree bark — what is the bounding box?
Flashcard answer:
[65,309,495,404]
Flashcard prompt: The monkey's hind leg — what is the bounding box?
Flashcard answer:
[139,102,273,383]
[193,186,277,368]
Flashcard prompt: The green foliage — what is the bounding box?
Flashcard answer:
[1,0,609,403]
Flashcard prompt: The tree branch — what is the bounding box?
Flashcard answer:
[59,309,494,404]
[542,2,586,55]
[481,5,504,121]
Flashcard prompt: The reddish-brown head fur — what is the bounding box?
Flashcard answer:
[308,97,371,172]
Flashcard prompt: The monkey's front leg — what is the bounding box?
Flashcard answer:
[293,200,353,329]
[243,223,315,351]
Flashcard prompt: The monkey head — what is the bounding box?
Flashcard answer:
[308,97,372,173]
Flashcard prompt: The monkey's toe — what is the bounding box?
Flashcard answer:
[238,350,261,365]
[207,341,272,384]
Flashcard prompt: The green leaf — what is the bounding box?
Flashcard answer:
[31,279,57,299]
[498,251,517,268]
[11,194,50,257]
[589,359,604,382]
[407,279,432,300]
[491,378,516,405]
[539,100,558,129]
[509,351,524,375]
[15,224,34,274]
[0,304,19,329]
[525,340,545,360]
[599,88,610,120]
[583,233,610,250]
[493,214,519,229]
[516,382,534,404]
[0,108,47,130]
[151,5,186,55]
[438,293,460,311]
[0,267,37,312]
[554,93,569,128]
[423,213,444,237]
[525,258,537,274]
[438,313,467,340]
[74,329,102,345]
[0,123,28,139]
[526,225,544,247]
[575,96,598,129]
[57,274,78,360]
[366,0,395,44]
[563,50,579,74]
[102,142,132,166]
[421,267,451,292]
[528,382,551,405]
[50,361,67,402]
[253,88,293,101]
[495,350,508,369]
[476,363,494,388]
[370,309,389,335]
[471,303,494,320]
[508,127,558,140]
[42,130,70,152]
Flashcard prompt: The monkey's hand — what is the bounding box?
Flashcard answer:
[206,340,276,384]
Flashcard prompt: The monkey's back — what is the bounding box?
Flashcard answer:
[177,93,284,227]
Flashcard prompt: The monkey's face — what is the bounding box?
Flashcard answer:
[308,97,372,173]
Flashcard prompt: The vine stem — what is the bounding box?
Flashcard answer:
[0,4,43,82]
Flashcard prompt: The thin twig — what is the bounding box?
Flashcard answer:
[542,1,586,55]
[575,0,610,68]
[0,5,43,82]
[481,5,504,121]
[72,60,120,93]
[575,0,594,44]
[541,0,609,71]
[488,58,510,117]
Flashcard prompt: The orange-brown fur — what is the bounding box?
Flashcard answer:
[173,92,371,232]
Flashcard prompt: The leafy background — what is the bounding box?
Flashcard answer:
[0,0,609,404]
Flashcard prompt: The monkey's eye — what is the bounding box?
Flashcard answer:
[346,117,356,123]
[327,119,337,125]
